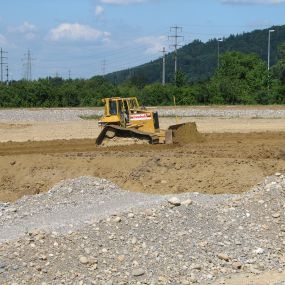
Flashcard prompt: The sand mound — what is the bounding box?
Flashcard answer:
[170,122,204,144]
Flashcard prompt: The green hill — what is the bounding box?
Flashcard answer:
[106,25,285,84]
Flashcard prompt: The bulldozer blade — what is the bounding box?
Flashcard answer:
[168,122,204,144]
[165,130,173,144]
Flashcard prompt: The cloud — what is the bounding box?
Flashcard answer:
[221,0,285,4]
[8,21,37,40]
[95,5,105,16]
[47,23,111,42]
[100,0,145,4]
[0,34,8,46]
[135,35,167,55]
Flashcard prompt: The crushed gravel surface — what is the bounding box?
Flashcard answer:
[1,107,285,122]
[0,174,285,284]
[0,109,101,122]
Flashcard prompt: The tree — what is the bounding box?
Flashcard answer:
[208,52,268,104]
[175,70,188,87]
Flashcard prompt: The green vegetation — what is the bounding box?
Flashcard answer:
[0,26,285,108]
[79,114,102,120]
[107,25,285,84]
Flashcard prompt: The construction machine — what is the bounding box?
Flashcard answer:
[96,97,201,145]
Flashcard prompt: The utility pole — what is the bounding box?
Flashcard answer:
[267,29,275,93]
[160,47,167,85]
[217,38,223,69]
[169,26,184,81]
[268,29,275,71]
[0,48,8,83]
[68,70,71,80]
[101,59,106,76]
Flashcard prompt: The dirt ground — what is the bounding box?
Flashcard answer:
[1,117,285,142]
[1,131,285,202]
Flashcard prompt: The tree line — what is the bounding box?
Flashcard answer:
[0,44,285,107]
[107,25,285,84]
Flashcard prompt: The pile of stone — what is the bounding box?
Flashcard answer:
[0,174,284,284]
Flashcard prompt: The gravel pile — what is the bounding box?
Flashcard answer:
[1,107,285,123]
[0,109,101,122]
[156,108,285,118]
[0,174,285,284]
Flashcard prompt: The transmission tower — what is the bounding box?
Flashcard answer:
[169,26,184,80]
[101,59,107,76]
[160,47,167,85]
[22,50,34,81]
[0,48,8,83]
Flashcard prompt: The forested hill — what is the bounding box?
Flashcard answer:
[105,25,285,84]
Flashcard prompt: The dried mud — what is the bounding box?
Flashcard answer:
[1,132,285,203]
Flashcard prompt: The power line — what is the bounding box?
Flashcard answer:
[0,48,8,83]
[169,26,184,79]
[160,47,167,85]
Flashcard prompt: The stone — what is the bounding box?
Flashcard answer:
[113,216,121,223]
[232,261,242,270]
[181,199,192,206]
[132,268,145,277]
[272,213,281,218]
[254,248,265,254]
[192,264,202,270]
[117,255,125,262]
[168,197,181,206]
[79,256,89,264]
[217,253,230,262]
[0,262,5,269]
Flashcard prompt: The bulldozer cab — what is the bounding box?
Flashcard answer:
[100,97,144,127]
[104,97,139,116]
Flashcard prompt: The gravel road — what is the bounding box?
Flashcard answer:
[0,174,285,284]
[1,107,285,122]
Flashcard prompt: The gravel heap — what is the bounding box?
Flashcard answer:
[0,174,285,284]
[156,108,285,118]
[0,109,101,122]
[1,107,285,123]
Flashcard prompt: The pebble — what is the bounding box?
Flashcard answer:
[272,213,281,218]
[232,261,242,270]
[79,256,89,264]
[167,197,181,206]
[254,248,265,254]
[217,253,230,262]
[181,199,193,206]
[132,268,145,277]
[113,216,122,223]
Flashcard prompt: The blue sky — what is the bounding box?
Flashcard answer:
[0,0,284,80]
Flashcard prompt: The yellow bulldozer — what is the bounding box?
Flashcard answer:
[96,97,201,145]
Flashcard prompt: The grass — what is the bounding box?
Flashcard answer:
[79,114,101,120]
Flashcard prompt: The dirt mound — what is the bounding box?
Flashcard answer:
[1,132,285,202]
[170,122,204,144]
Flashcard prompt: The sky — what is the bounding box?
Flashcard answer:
[0,0,285,80]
